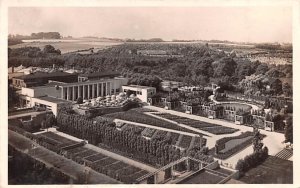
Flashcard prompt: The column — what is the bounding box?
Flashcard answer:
[78,85,81,98]
[61,87,64,99]
[101,83,104,96]
[92,84,95,98]
[96,84,99,97]
[105,82,108,96]
[107,82,110,95]
[87,85,90,99]
[66,87,70,100]
[72,86,75,101]
[83,85,86,99]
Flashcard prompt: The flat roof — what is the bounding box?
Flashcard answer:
[14,71,78,80]
[28,77,127,89]
[36,96,71,104]
[79,71,120,78]
[123,85,156,89]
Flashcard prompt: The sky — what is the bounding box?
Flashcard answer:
[8,7,292,43]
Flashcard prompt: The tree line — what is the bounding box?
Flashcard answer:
[56,107,213,167]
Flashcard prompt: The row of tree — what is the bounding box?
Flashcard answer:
[56,108,213,167]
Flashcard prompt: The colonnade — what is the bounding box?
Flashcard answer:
[61,82,114,101]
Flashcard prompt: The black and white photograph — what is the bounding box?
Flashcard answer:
[1,0,298,186]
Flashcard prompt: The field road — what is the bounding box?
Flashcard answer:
[8,130,120,184]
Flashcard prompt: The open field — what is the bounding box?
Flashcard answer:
[9,39,123,54]
[239,156,293,184]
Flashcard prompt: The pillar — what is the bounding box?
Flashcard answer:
[61,87,64,99]
[92,84,95,98]
[97,83,100,97]
[87,85,90,99]
[72,86,75,101]
[83,85,86,99]
[78,85,81,98]
[66,87,70,100]
[101,83,104,96]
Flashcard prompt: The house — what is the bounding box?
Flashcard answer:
[122,85,156,103]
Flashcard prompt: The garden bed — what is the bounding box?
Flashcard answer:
[209,131,266,160]
[104,110,201,135]
[154,113,238,135]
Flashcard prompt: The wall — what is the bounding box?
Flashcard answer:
[22,86,62,98]
[35,86,62,98]
[21,88,35,97]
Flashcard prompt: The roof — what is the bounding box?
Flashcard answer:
[79,71,120,78]
[14,71,78,80]
[124,85,156,89]
[37,96,71,104]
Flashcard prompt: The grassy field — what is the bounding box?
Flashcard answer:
[9,39,123,54]
[239,156,293,184]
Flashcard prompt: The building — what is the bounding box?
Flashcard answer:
[12,71,78,89]
[78,71,121,82]
[122,85,156,103]
[160,80,183,92]
[19,72,128,116]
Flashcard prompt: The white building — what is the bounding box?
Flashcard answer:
[122,85,156,103]
[19,77,128,116]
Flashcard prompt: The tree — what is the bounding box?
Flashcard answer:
[255,64,269,75]
[42,114,55,131]
[284,117,293,143]
[252,128,263,153]
[43,45,61,55]
[77,96,83,104]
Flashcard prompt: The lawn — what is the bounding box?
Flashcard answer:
[239,156,293,184]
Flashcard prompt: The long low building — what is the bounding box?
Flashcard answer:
[19,75,128,116]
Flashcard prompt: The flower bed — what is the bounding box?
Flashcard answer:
[210,131,266,159]
[104,110,201,135]
[155,113,238,135]
[201,126,238,135]
[84,153,107,162]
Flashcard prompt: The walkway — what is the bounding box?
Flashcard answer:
[8,130,120,184]
[144,105,286,168]
[49,128,157,173]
